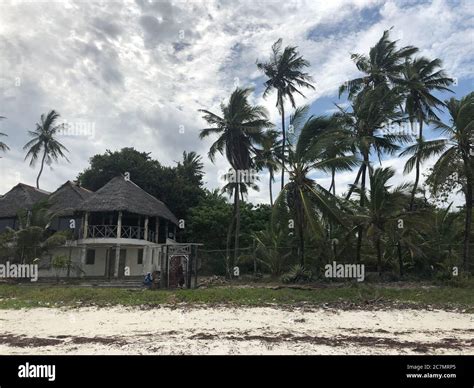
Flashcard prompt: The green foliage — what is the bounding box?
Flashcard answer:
[77,147,205,219]
[281,264,312,284]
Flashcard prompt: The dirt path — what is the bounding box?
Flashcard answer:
[0,306,472,355]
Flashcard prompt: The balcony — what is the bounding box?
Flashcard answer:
[85,225,156,242]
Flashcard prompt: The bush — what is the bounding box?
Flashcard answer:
[281,264,312,284]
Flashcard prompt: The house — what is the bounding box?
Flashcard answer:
[0,183,50,230]
[0,176,199,287]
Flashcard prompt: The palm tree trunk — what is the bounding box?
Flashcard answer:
[346,164,363,200]
[462,164,473,272]
[280,101,285,190]
[297,205,305,266]
[233,183,241,272]
[410,117,423,211]
[376,236,382,277]
[330,168,336,196]
[36,147,47,189]
[269,171,274,206]
[356,152,369,264]
[397,241,403,278]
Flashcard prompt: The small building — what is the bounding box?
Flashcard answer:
[0,176,200,288]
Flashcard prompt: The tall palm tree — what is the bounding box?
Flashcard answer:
[23,110,69,189]
[254,130,281,206]
[429,92,474,271]
[0,116,9,154]
[354,167,411,276]
[199,87,273,272]
[339,28,418,99]
[257,38,315,190]
[275,106,357,265]
[398,57,453,210]
[337,86,410,263]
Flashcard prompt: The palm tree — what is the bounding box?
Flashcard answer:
[339,28,418,99]
[257,39,315,190]
[199,87,273,272]
[398,57,453,210]
[337,86,410,263]
[429,92,474,271]
[23,110,69,189]
[274,106,357,265]
[354,167,411,276]
[0,116,9,154]
[254,130,281,206]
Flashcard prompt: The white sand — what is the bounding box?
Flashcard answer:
[0,306,472,355]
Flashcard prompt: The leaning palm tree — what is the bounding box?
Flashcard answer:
[0,116,9,154]
[275,106,357,265]
[428,92,474,271]
[23,110,69,189]
[339,28,418,99]
[257,39,315,189]
[336,86,411,263]
[199,87,273,272]
[254,130,281,206]
[398,57,453,210]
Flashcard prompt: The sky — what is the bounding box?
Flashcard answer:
[0,0,473,207]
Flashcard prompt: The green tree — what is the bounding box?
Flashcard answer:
[339,28,418,99]
[257,39,315,189]
[337,86,410,263]
[23,110,69,189]
[77,147,205,219]
[398,57,453,210]
[254,130,281,206]
[199,87,273,272]
[354,167,411,276]
[275,107,356,265]
[429,92,474,271]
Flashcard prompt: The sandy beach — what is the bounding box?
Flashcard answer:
[0,306,472,355]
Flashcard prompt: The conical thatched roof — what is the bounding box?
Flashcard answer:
[79,176,178,224]
[47,181,93,216]
[0,183,50,218]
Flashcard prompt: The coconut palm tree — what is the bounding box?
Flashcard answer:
[336,86,411,263]
[254,130,281,206]
[199,87,273,271]
[398,57,453,210]
[23,110,69,189]
[354,167,411,276]
[429,92,474,271]
[257,39,315,189]
[339,28,418,99]
[274,106,357,265]
[0,116,9,154]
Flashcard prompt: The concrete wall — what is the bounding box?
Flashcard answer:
[37,245,162,278]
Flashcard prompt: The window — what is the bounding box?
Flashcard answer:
[137,249,143,265]
[86,249,95,265]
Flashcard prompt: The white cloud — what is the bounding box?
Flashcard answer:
[0,0,471,209]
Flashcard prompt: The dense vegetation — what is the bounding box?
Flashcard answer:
[0,29,472,285]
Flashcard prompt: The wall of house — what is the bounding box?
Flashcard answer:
[37,244,163,279]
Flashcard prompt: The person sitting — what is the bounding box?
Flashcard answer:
[143,272,153,288]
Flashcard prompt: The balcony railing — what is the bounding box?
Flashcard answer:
[85,225,156,242]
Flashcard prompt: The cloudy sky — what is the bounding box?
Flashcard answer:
[0,0,472,206]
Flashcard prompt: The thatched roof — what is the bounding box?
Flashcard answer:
[47,181,93,217]
[0,183,50,218]
[79,176,178,224]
